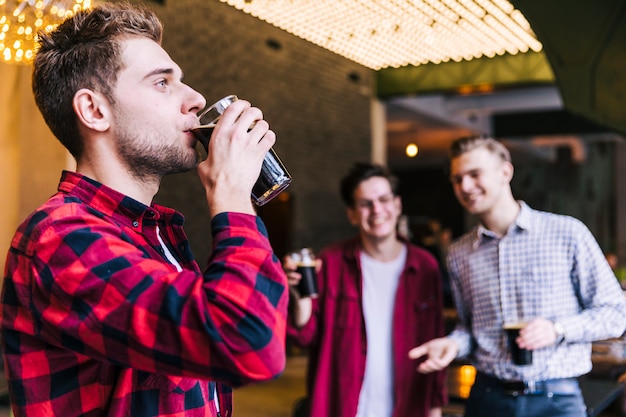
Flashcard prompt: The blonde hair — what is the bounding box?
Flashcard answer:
[449,135,511,163]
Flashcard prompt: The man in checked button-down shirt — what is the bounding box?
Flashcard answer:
[1,3,288,417]
[409,135,626,417]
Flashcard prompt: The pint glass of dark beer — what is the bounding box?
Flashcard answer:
[191,95,292,206]
[290,248,318,298]
[504,322,533,365]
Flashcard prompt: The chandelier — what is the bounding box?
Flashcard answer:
[220,0,543,70]
[0,0,92,64]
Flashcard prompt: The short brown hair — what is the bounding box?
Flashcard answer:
[32,2,162,159]
[339,162,399,207]
[449,135,511,163]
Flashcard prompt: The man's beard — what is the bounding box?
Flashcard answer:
[116,130,199,182]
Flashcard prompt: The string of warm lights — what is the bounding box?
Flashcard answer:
[0,0,92,65]
[219,0,542,70]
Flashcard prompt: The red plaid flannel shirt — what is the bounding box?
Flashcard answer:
[1,171,288,416]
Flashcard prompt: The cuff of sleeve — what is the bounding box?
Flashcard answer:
[447,331,472,358]
[211,212,268,237]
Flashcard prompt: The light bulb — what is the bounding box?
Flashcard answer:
[405,143,419,158]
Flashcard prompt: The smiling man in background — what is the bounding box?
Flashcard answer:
[286,162,447,417]
[410,135,626,417]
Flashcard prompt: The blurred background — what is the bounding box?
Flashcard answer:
[3,0,625,268]
[1,1,626,415]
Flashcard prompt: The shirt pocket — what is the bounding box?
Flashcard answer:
[328,291,362,330]
[412,299,441,340]
[414,299,439,313]
[524,258,576,314]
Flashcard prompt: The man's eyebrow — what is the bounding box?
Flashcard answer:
[450,168,480,179]
[143,67,175,80]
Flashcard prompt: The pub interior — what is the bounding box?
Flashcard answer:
[1,0,626,416]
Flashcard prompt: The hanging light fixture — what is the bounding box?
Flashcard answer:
[219,0,542,70]
[0,0,92,65]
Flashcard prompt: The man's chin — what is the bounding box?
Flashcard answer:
[462,202,482,215]
[364,226,395,240]
[163,155,200,176]
[167,164,196,176]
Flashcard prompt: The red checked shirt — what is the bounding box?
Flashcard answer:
[287,238,447,417]
[1,171,288,417]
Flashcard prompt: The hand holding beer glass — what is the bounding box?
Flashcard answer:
[289,248,319,298]
[504,322,533,365]
[191,95,292,206]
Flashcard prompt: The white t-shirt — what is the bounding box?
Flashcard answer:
[355,245,407,417]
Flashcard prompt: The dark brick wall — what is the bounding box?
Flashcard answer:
[146,0,373,261]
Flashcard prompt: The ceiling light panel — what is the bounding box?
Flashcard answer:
[220,0,542,70]
[0,0,92,64]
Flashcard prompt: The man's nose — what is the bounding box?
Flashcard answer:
[459,176,474,191]
[185,86,207,115]
[370,199,385,212]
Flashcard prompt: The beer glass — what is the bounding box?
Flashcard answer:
[289,248,318,298]
[503,322,533,365]
[191,95,292,206]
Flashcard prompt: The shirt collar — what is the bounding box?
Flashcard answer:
[514,201,533,231]
[472,201,532,248]
[57,170,184,229]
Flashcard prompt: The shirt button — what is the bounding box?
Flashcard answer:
[132,221,139,227]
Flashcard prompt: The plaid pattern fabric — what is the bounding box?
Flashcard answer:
[447,202,626,381]
[1,171,288,417]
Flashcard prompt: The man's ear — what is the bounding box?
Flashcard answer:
[346,206,358,226]
[73,89,111,132]
[502,160,514,182]
[395,195,403,214]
